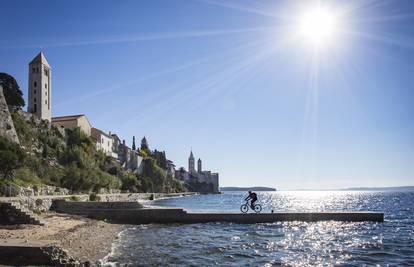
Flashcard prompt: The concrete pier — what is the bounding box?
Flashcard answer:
[96,210,384,224]
[51,201,384,224]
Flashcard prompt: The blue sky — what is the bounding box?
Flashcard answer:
[1,0,413,189]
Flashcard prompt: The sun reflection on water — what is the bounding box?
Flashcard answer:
[103,192,414,266]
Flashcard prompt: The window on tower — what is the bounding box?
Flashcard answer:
[34,98,36,103]
[34,81,37,87]
[32,67,35,73]
[45,100,47,104]
[45,83,47,89]
[44,69,49,76]
[34,90,36,94]
[34,104,37,112]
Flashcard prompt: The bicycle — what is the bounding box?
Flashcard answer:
[240,201,262,213]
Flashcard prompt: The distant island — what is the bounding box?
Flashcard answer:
[220,187,276,191]
[340,186,414,192]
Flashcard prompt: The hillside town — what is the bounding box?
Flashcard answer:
[1,52,219,194]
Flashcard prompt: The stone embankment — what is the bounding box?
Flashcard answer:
[0,202,45,225]
[0,192,197,212]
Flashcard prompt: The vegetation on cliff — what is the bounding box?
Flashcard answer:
[0,73,187,196]
[0,111,187,195]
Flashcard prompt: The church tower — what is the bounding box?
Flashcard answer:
[141,136,149,150]
[188,151,195,173]
[28,52,52,122]
[197,158,202,173]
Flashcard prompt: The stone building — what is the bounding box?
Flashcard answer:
[141,136,149,150]
[91,127,117,158]
[111,134,143,174]
[51,114,92,136]
[28,52,52,122]
[167,160,176,178]
[176,151,219,193]
[188,151,195,173]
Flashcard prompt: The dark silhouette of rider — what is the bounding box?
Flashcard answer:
[245,191,258,209]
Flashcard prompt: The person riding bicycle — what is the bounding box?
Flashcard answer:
[245,191,258,209]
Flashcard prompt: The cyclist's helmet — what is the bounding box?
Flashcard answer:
[248,191,251,194]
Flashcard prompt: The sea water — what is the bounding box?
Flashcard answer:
[102,191,414,266]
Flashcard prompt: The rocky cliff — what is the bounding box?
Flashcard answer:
[0,85,19,144]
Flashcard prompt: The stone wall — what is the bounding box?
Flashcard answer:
[0,192,197,212]
[0,85,20,144]
[51,199,143,214]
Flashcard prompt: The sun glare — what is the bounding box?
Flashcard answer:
[299,6,339,47]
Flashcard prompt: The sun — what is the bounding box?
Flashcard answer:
[299,5,339,47]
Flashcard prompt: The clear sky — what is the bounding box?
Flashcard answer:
[1,0,413,190]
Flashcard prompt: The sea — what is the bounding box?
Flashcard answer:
[102,191,414,266]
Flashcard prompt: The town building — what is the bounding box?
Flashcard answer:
[111,134,144,174]
[167,160,176,178]
[51,114,92,136]
[28,52,52,122]
[176,151,219,193]
[91,127,117,158]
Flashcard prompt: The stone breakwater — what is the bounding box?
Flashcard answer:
[52,204,384,224]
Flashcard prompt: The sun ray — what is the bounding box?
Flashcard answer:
[0,26,280,50]
[195,0,289,19]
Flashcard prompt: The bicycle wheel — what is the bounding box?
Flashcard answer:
[240,204,249,213]
[254,204,262,213]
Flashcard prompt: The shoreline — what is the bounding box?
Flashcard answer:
[0,192,198,266]
[0,212,129,266]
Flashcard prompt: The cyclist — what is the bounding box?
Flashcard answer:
[245,191,258,209]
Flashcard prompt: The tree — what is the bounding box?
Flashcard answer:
[132,136,136,150]
[0,73,25,109]
[0,136,25,179]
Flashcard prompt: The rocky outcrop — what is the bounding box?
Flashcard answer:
[0,240,82,266]
[0,85,19,144]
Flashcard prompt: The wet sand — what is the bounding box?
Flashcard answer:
[0,212,128,265]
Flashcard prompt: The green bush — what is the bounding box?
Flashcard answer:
[89,192,101,202]
[0,136,25,180]
[69,195,80,201]
[35,198,43,206]
[13,167,42,186]
[11,112,35,146]
[32,209,42,215]
[120,173,141,193]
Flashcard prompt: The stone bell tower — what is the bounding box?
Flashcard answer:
[188,151,195,173]
[197,158,202,173]
[28,52,51,122]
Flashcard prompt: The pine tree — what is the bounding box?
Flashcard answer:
[132,136,136,150]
